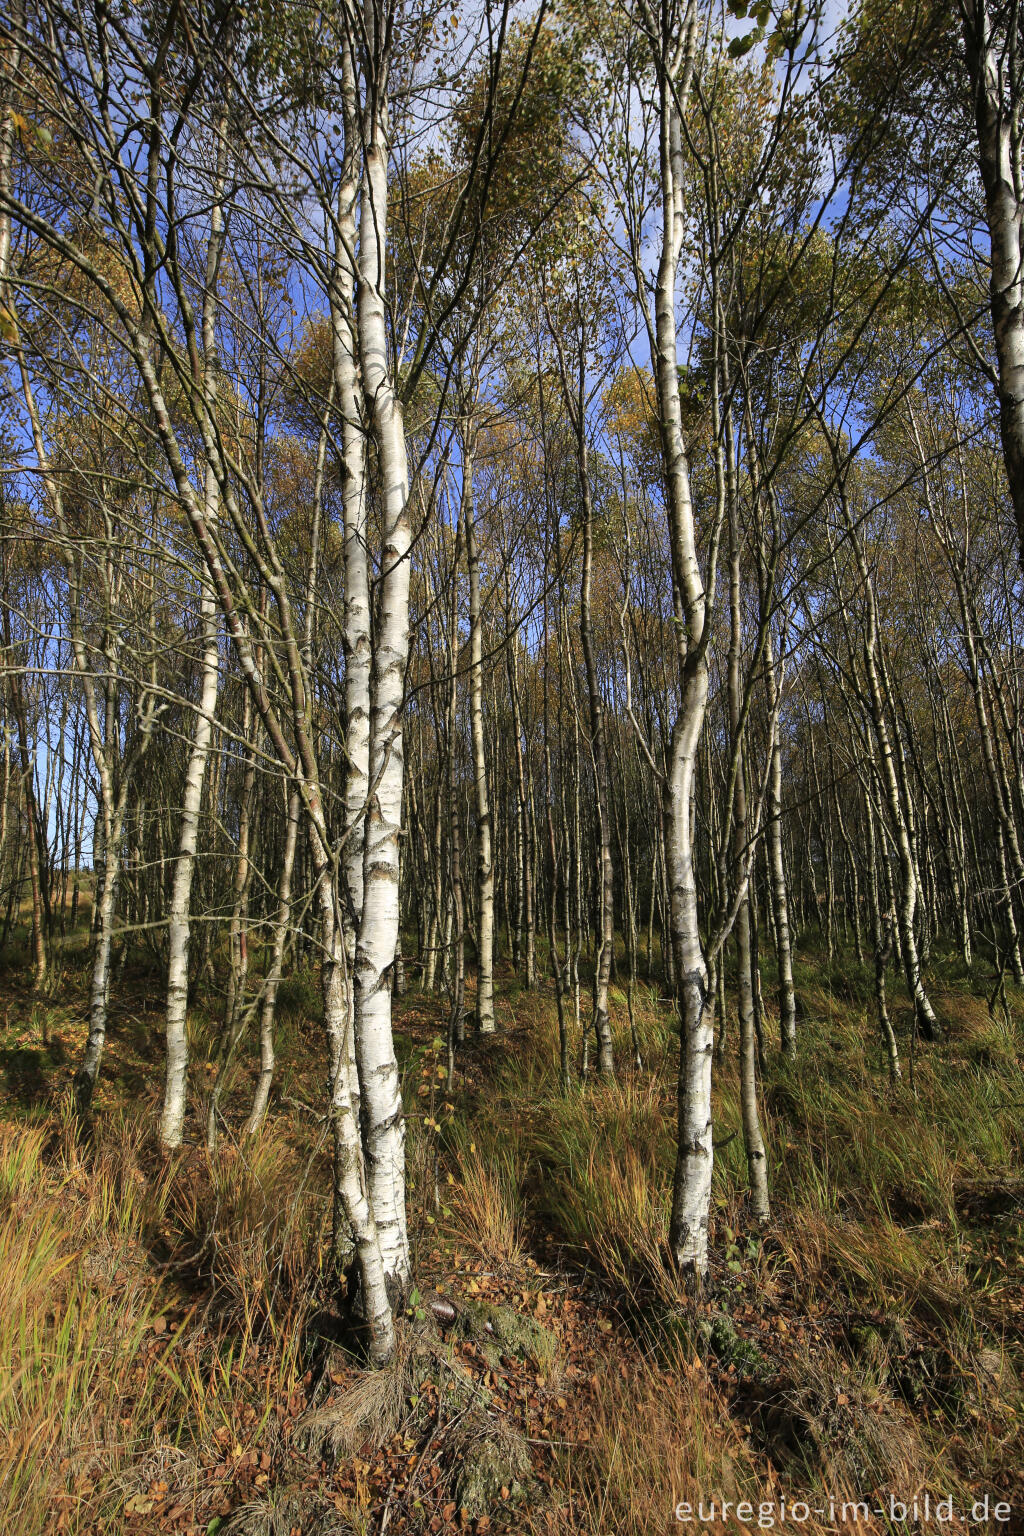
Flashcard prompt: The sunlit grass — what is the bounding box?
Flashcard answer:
[0,938,1020,1530]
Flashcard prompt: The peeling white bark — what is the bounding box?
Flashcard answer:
[351,85,411,1293]
[160,106,229,1151]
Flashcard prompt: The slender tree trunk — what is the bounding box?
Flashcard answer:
[11,676,46,989]
[960,0,1024,568]
[506,632,536,989]
[245,785,300,1135]
[461,420,496,1034]
[447,524,467,1064]
[224,692,256,1038]
[351,94,412,1293]
[578,434,615,1076]
[765,635,797,1055]
[160,105,228,1150]
[331,59,370,968]
[866,794,901,1081]
[839,495,939,1040]
[74,809,122,1117]
[726,448,769,1223]
[650,45,715,1277]
[317,863,396,1363]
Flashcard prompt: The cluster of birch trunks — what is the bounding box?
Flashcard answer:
[0,0,1022,1359]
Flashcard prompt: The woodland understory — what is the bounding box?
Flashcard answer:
[0,924,1022,1535]
[2,0,1024,1527]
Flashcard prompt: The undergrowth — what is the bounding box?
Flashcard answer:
[0,936,1020,1533]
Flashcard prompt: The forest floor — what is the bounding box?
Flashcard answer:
[0,929,1022,1536]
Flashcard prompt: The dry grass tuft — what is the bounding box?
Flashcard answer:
[444,1142,524,1268]
[529,1078,680,1301]
[530,1341,790,1536]
[295,1340,412,1464]
[165,1132,326,1325]
[778,1205,972,1331]
[223,1491,316,1536]
[776,1337,934,1500]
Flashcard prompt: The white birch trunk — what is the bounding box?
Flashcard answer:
[159,108,228,1150]
[352,85,411,1291]
[961,0,1024,563]
[765,635,797,1056]
[462,424,496,1034]
[855,541,938,1040]
[579,437,615,1076]
[645,30,714,1279]
[245,785,301,1135]
[728,489,769,1223]
[318,864,396,1363]
[76,821,120,1113]
[331,41,371,963]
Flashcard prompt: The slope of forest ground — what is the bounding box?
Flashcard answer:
[1,923,1022,1536]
